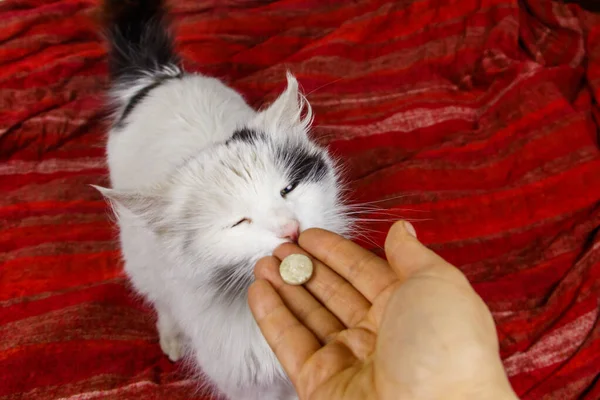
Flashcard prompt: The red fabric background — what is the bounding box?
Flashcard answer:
[1,0,599,399]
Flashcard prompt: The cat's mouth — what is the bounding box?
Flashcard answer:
[282,236,298,245]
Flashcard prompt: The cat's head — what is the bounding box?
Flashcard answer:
[95,73,351,295]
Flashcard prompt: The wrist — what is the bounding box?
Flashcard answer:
[456,372,519,400]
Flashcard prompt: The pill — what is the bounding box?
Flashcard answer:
[279,254,313,285]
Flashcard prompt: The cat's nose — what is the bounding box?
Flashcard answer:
[278,219,300,242]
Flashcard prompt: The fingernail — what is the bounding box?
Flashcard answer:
[403,221,417,238]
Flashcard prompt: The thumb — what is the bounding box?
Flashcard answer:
[379,223,515,400]
[384,221,470,286]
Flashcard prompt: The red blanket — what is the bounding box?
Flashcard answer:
[2,0,599,399]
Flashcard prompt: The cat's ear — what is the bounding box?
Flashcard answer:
[254,71,313,137]
[91,185,168,230]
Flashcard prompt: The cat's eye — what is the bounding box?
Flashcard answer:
[280,183,297,198]
[232,218,251,228]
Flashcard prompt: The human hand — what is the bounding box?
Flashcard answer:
[248,221,518,400]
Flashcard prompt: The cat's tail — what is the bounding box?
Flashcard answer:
[102,0,181,82]
[102,0,183,125]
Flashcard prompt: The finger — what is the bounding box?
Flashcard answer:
[384,221,471,286]
[298,228,398,302]
[248,279,321,386]
[297,340,362,400]
[273,243,372,328]
[255,256,346,343]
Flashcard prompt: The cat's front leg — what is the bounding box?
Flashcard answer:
[156,304,185,362]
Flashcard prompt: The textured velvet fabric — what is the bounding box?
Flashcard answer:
[1,1,599,398]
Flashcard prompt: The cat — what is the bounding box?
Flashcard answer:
[94,1,351,399]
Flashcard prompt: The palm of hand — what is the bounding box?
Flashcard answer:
[295,280,402,400]
[249,223,515,400]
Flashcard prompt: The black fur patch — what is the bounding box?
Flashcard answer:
[115,78,168,128]
[276,145,328,185]
[103,0,180,82]
[209,263,254,304]
[226,128,265,145]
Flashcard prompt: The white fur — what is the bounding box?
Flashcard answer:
[97,71,350,400]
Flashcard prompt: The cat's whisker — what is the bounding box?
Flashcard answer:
[354,216,423,222]
[303,76,347,98]
[344,205,429,213]
[352,217,433,223]
[347,193,424,206]
[349,231,384,251]
[340,209,425,217]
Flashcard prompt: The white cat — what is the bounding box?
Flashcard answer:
[94,1,351,399]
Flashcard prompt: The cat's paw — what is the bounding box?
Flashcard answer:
[159,330,184,362]
[156,307,185,362]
